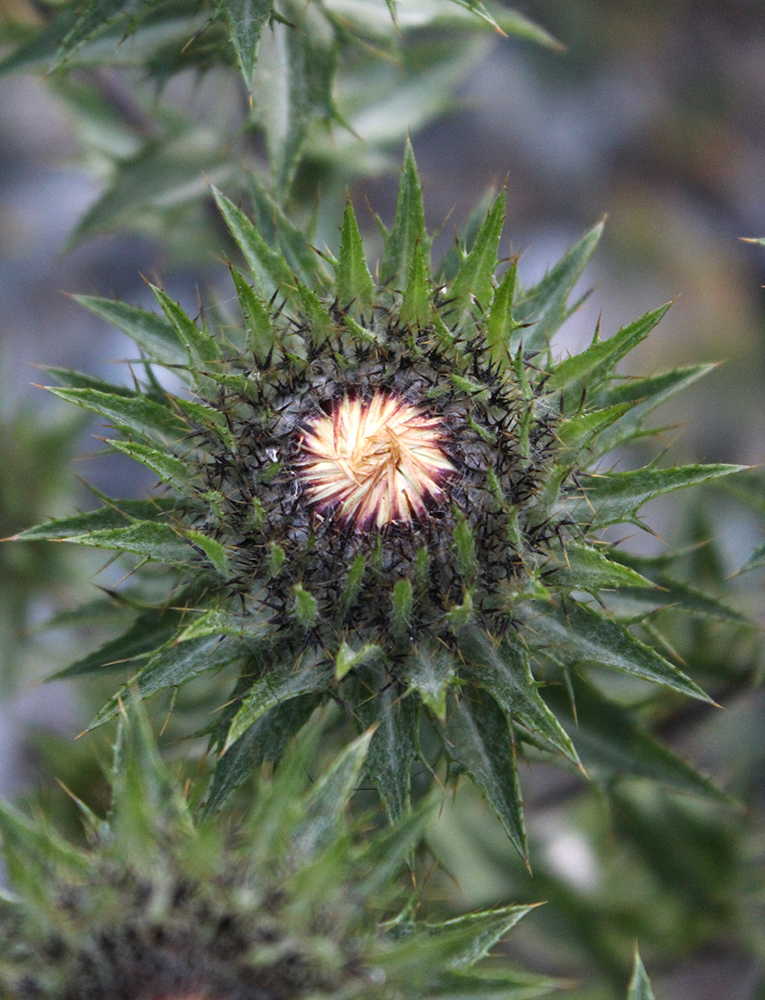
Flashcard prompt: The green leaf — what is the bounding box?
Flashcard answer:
[457,628,579,766]
[212,186,295,298]
[73,295,187,365]
[526,600,711,701]
[50,607,181,680]
[292,582,319,628]
[293,728,374,857]
[224,655,332,749]
[381,138,429,284]
[554,403,632,457]
[424,904,536,969]
[485,263,520,371]
[150,284,221,373]
[137,635,248,698]
[571,464,745,528]
[428,966,563,1000]
[549,305,669,414]
[544,676,729,801]
[42,365,138,397]
[10,499,176,542]
[335,199,376,314]
[627,951,656,1000]
[93,635,250,729]
[447,188,506,327]
[176,608,256,641]
[184,529,232,577]
[231,267,276,362]
[399,239,433,329]
[445,688,527,861]
[256,8,337,193]
[408,644,456,721]
[44,386,189,447]
[106,439,196,490]
[357,686,417,822]
[391,577,414,639]
[52,0,129,71]
[204,693,320,814]
[594,363,717,455]
[547,543,654,594]
[514,221,603,351]
[247,176,325,286]
[59,522,197,564]
[335,641,382,681]
[220,0,274,92]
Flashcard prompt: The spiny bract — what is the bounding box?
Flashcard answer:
[0,705,555,1000]
[16,143,740,859]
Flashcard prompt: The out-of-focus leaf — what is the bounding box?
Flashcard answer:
[387,904,536,981]
[544,676,729,801]
[71,129,235,245]
[737,539,765,575]
[426,966,563,1000]
[255,5,337,193]
[52,0,152,71]
[612,578,749,623]
[444,687,527,861]
[293,728,373,857]
[220,0,274,91]
[627,952,656,1000]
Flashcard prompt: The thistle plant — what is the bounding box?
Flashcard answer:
[0,702,562,1000]
[14,146,742,861]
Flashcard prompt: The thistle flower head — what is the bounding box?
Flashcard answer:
[298,391,454,529]
[19,142,739,860]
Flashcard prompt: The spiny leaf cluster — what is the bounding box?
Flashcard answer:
[13,145,742,863]
[0,703,558,1000]
[0,0,557,218]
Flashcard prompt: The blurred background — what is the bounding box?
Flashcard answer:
[2,1,765,997]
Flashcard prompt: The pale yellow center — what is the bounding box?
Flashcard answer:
[298,393,453,529]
